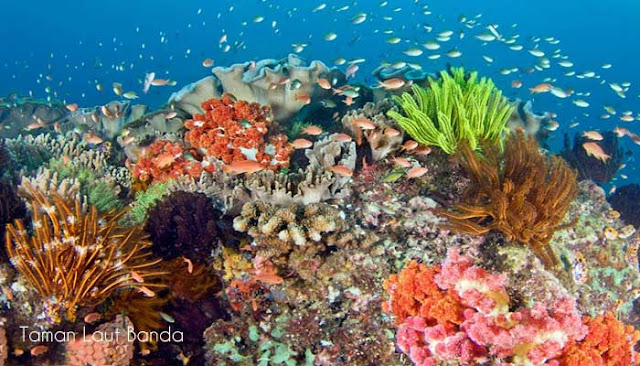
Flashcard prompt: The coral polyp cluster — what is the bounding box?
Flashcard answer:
[385,248,640,365]
[4,183,166,322]
[185,94,293,170]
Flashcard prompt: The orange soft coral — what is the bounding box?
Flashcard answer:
[384,260,465,330]
[558,312,640,366]
[185,94,293,170]
[132,140,211,183]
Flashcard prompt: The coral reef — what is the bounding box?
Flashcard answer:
[440,130,578,268]
[562,130,627,184]
[65,315,135,366]
[146,191,222,262]
[233,201,377,279]
[388,67,513,154]
[5,183,166,322]
[185,94,292,170]
[506,99,553,141]
[127,182,169,224]
[609,183,640,228]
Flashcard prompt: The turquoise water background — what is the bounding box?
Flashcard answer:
[1,0,639,182]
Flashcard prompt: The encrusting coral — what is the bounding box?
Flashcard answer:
[388,67,513,154]
[4,183,166,323]
[440,130,578,268]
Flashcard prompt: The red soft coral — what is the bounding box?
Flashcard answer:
[132,140,206,183]
[558,312,640,366]
[185,94,292,170]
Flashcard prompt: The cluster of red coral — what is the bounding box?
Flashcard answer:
[385,248,640,365]
[185,94,292,170]
[132,140,211,183]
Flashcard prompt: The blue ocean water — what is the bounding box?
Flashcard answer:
[2,0,639,182]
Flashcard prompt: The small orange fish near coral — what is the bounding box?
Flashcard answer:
[407,166,428,179]
[414,146,432,156]
[295,92,311,105]
[30,345,48,357]
[139,286,156,297]
[202,58,214,67]
[165,111,178,119]
[402,140,418,151]
[223,160,265,175]
[511,80,523,88]
[316,78,332,89]
[384,127,401,137]
[83,312,102,324]
[377,78,406,90]
[582,131,604,141]
[529,83,553,93]
[66,103,78,112]
[582,142,611,162]
[393,157,412,168]
[291,138,313,149]
[130,270,145,283]
[182,256,194,274]
[333,133,353,142]
[351,117,376,130]
[302,125,323,136]
[330,165,353,177]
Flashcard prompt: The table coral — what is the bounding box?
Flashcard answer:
[185,94,293,170]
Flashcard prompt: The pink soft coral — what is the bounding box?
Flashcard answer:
[386,247,599,365]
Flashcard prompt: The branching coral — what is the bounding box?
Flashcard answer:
[5,183,167,322]
[185,94,293,170]
[233,201,377,279]
[440,130,578,268]
[388,67,513,154]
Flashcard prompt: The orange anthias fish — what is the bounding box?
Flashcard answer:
[295,92,311,105]
[614,126,629,137]
[291,138,313,149]
[351,117,376,130]
[332,133,353,142]
[393,157,412,168]
[223,160,265,175]
[407,166,429,179]
[529,83,553,93]
[330,165,353,177]
[66,103,79,112]
[511,80,523,89]
[377,78,406,90]
[316,78,332,90]
[302,125,323,136]
[582,142,611,162]
[202,58,214,67]
[582,131,604,141]
[402,140,419,151]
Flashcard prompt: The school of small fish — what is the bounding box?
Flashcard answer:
[3,0,638,182]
